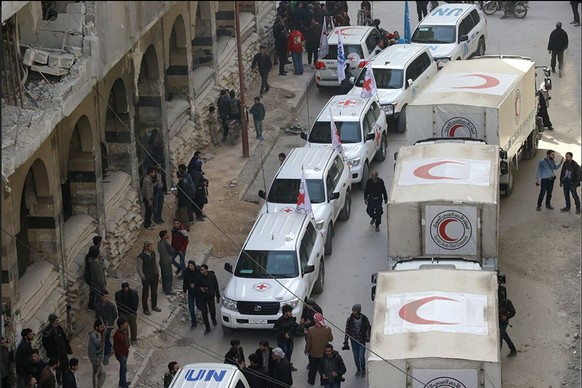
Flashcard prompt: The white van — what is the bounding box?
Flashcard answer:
[258,147,351,255]
[220,212,325,333]
[411,3,487,69]
[168,363,250,388]
[348,44,438,133]
[301,94,388,189]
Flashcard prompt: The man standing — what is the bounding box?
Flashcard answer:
[301,298,323,332]
[30,349,47,382]
[164,361,180,388]
[191,162,208,221]
[536,149,563,211]
[273,304,302,370]
[559,152,581,214]
[115,282,139,345]
[252,45,273,96]
[271,348,293,388]
[152,165,165,225]
[137,241,161,316]
[171,219,189,276]
[571,1,581,26]
[182,260,200,330]
[141,167,156,229]
[88,320,107,388]
[38,357,59,388]
[61,358,79,388]
[364,170,388,232]
[547,22,569,78]
[158,230,176,295]
[415,1,429,22]
[207,105,221,148]
[41,313,72,384]
[499,298,517,357]
[342,304,371,377]
[113,317,131,388]
[242,353,269,388]
[94,291,117,365]
[305,18,322,67]
[254,340,275,379]
[175,171,193,230]
[87,245,107,311]
[305,313,333,385]
[1,336,13,387]
[15,328,34,387]
[319,344,347,388]
[217,89,231,142]
[249,96,266,140]
[196,264,221,335]
[287,27,305,75]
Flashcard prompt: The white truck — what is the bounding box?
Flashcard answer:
[387,142,500,271]
[368,268,502,388]
[405,55,544,196]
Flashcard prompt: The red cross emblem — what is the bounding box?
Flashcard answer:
[282,208,294,213]
[254,283,269,290]
[337,99,358,107]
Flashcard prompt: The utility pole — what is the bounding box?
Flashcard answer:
[235,1,250,158]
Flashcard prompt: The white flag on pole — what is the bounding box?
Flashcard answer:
[360,62,378,99]
[330,110,343,154]
[296,169,312,214]
[319,17,329,59]
[337,30,346,83]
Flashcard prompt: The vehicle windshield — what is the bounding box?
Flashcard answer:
[308,121,362,144]
[412,25,456,44]
[235,250,298,278]
[267,178,325,203]
[355,68,403,89]
[321,44,364,61]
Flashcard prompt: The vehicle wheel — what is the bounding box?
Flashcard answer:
[396,106,407,133]
[312,260,325,294]
[374,133,387,162]
[324,223,333,255]
[338,189,351,221]
[513,2,527,18]
[476,38,486,57]
[522,130,538,160]
[359,162,370,191]
[502,162,515,197]
[483,1,498,15]
[222,325,234,335]
[316,83,321,89]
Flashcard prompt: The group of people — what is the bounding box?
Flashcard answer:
[536,150,580,214]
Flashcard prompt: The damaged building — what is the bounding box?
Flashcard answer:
[1,1,276,345]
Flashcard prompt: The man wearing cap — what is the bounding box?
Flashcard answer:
[271,347,293,388]
[115,282,139,344]
[137,241,161,316]
[113,317,131,388]
[342,304,371,378]
[41,313,72,384]
[305,313,333,385]
[301,298,323,332]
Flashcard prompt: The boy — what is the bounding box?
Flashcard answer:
[249,96,266,140]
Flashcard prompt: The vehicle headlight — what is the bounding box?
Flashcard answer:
[436,58,451,69]
[280,299,300,311]
[315,219,325,230]
[381,104,395,115]
[222,297,238,311]
[347,157,361,168]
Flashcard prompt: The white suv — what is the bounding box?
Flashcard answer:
[348,44,438,133]
[258,147,351,255]
[220,212,325,333]
[411,3,487,69]
[302,95,388,190]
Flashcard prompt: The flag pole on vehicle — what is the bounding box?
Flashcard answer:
[404,0,412,44]
[296,166,312,216]
[337,28,346,84]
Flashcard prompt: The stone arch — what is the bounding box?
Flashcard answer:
[104,77,132,175]
[165,14,189,101]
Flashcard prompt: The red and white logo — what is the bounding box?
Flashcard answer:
[399,158,491,187]
[429,210,472,250]
[253,283,270,291]
[413,160,464,180]
[337,98,359,107]
[452,74,500,89]
[440,117,477,138]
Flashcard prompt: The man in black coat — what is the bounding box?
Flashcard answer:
[271,347,293,388]
[15,328,35,387]
[252,45,273,95]
[196,264,221,335]
[242,353,270,388]
[547,22,569,77]
[41,314,72,384]
[274,21,290,75]
[254,340,276,379]
[115,281,139,344]
[61,358,80,388]
[363,170,388,232]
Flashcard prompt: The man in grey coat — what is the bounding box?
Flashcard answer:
[88,320,107,388]
[157,230,176,296]
[141,167,156,229]
[137,241,161,315]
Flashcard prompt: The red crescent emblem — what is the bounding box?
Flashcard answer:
[413,161,464,180]
[453,74,500,89]
[399,296,460,325]
[448,124,464,137]
[438,218,459,242]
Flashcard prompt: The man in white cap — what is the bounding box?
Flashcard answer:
[304,313,333,385]
[271,347,293,387]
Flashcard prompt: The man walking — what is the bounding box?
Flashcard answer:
[547,22,569,77]
[319,344,347,388]
[364,170,388,232]
[157,230,176,295]
[305,313,333,385]
[115,282,139,345]
[499,297,517,357]
[88,320,107,388]
[41,313,72,384]
[113,317,131,388]
[137,241,161,316]
[182,260,200,330]
[559,152,581,214]
[141,167,156,229]
[87,245,107,311]
[252,45,273,95]
[287,27,305,75]
[94,291,117,366]
[273,304,303,370]
[15,328,34,387]
[207,105,221,147]
[342,304,371,377]
[196,264,221,335]
[536,150,563,211]
[249,96,266,140]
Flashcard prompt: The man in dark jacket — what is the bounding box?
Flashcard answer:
[343,304,371,377]
[242,353,269,388]
[305,18,322,66]
[271,347,293,388]
[319,344,347,386]
[224,339,245,368]
[136,241,161,316]
[196,264,221,335]
[274,21,289,75]
[61,358,79,388]
[175,171,194,229]
[273,304,303,370]
[252,45,273,95]
[190,162,208,222]
[115,281,139,344]
[41,314,72,384]
[547,22,569,77]
[15,328,34,387]
[254,340,276,379]
[30,349,47,381]
[301,298,323,331]
[87,245,107,310]
[182,260,200,330]
[559,152,581,214]
[364,170,388,231]
[157,230,176,295]
[94,291,117,365]
[38,357,59,388]
[217,89,231,142]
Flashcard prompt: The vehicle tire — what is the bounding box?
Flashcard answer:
[476,38,486,57]
[338,189,351,221]
[359,162,370,191]
[324,223,333,255]
[374,133,387,162]
[222,325,234,335]
[522,130,538,160]
[312,260,325,294]
[396,106,407,133]
[513,2,527,18]
[483,1,498,15]
[502,162,515,197]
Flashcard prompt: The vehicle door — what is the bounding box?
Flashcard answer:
[458,14,476,59]
[410,52,434,98]
[365,29,382,60]
[299,223,319,294]
[405,56,422,101]
[332,155,349,218]
[369,100,387,136]
[469,9,485,56]
[326,161,341,221]
[362,110,376,161]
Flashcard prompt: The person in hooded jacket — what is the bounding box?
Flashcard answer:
[196,264,221,335]
[318,344,347,387]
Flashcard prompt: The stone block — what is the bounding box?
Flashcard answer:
[30,64,68,76]
[48,53,75,69]
[23,49,35,66]
[33,49,49,65]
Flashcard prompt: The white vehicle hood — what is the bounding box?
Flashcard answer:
[348,86,403,106]
[306,142,363,161]
[413,42,456,59]
[224,276,300,301]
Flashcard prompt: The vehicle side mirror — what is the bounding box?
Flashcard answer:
[329,192,340,201]
[544,78,552,91]
[258,190,266,199]
[394,151,398,160]
[371,273,378,284]
[500,161,509,175]
[300,132,307,140]
[304,264,315,275]
[407,78,413,87]
[349,76,355,84]
[499,149,508,160]
[224,263,233,273]
[371,285,377,301]
[459,35,468,43]
[366,132,375,141]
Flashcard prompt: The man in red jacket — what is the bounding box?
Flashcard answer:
[113,318,130,388]
[287,28,305,75]
[171,219,189,277]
